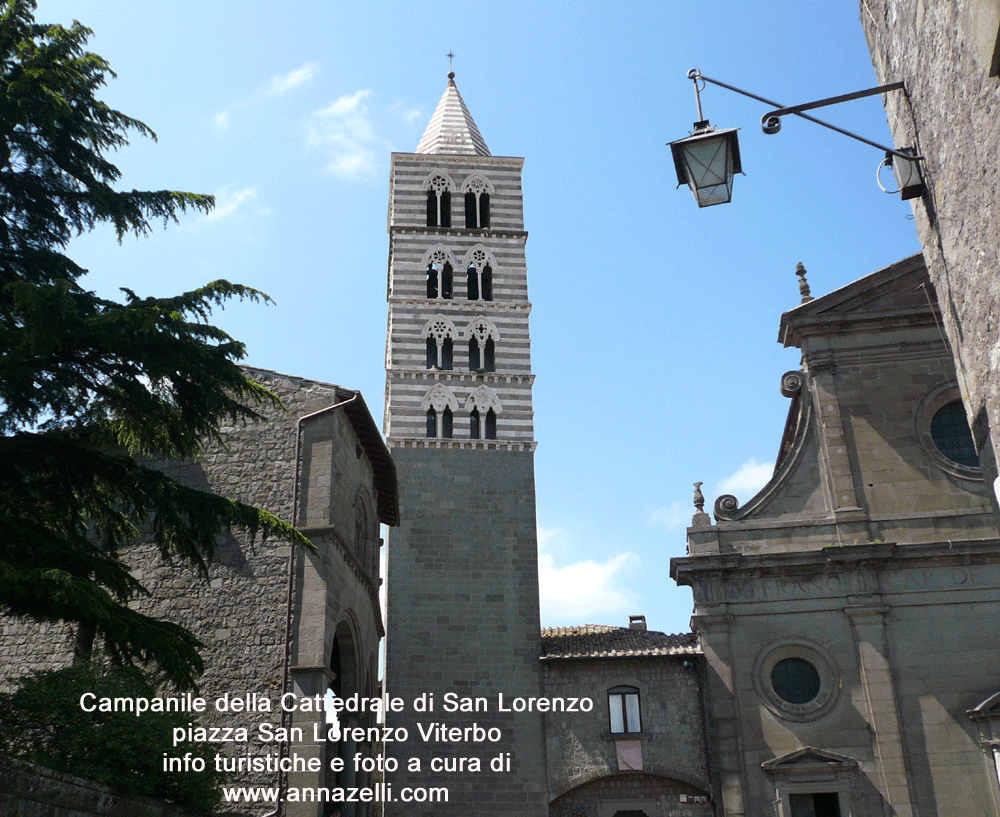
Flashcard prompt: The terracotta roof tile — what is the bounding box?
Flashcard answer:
[540,624,700,660]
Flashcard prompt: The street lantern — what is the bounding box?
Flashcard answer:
[670,123,742,207]
[671,69,924,206]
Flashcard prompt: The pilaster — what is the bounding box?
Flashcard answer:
[845,605,915,817]
[809,361,865,516]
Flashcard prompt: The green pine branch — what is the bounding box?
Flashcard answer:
[0,0,313,689]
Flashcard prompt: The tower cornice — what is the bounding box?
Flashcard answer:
[391,151,525,169]
[387,437,538,452]
[386,368,536,386]
[388,226,528,242]
[387,297,532,314]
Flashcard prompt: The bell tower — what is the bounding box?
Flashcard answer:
[382,73,547,815]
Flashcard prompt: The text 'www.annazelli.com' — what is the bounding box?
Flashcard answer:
[221,784,449,804]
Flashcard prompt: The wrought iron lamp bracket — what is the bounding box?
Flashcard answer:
[686,68,922,161]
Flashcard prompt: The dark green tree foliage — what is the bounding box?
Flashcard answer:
[0,0,311,688]
[0,666,222,813]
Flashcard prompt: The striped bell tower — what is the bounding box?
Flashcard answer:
[382,72,547,815]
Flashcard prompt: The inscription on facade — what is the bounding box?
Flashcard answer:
[699,563,997,604]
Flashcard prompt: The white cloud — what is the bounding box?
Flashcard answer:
[306,90,381,179]
[715,457,774,500]
[206,186,258,222]
[266,62,320,96]
[390,101,423,126]
[213,110,230,132]
[647,501,688,530]
[537,528,638,621]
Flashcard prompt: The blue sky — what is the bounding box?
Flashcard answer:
[34,1,921,635]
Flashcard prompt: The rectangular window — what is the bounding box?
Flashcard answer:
[608,687,641,734]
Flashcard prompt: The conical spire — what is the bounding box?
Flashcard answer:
[415,72,491,156]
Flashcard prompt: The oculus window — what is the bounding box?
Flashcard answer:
[930,401,979,468]
[754,639,839,721]
[916,384,983,479]
[771,658,821,705]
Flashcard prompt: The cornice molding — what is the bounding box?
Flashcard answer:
[388,297,531,314]
[387,437,537,452]
[391,152,525,169]
[386,368,535,386]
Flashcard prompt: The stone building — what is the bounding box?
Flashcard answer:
[540,621,712,817]
[12,59,1000,817]
[672,254,1000,817]
[381,72,549,815]
[1,368,399,817]
[859,0,1000,510]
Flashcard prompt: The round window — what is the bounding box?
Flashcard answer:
[771,657,821,704]
[930,401,979,468]
[754,639,839,722]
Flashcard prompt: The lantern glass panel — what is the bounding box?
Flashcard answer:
[693,176,734,207]
[683,135,731,189]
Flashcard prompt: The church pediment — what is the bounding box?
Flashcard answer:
[690,250,996,549]
[762,747,859,775]
[779,253,933,348]
[764,747,857,766]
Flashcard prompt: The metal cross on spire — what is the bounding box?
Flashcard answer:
[447,51,455,73]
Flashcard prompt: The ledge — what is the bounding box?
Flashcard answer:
[387,297,532,312]
[389,226,528,241]
[388,437,537,452]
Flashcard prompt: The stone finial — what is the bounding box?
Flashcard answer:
[796,262,814,304]
[691,481,712,527]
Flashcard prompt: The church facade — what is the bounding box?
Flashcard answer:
[673,255,1000,817]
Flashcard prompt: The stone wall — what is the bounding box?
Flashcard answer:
[547,773,712,817]
[383,446,547,816]
[860,0,1000,507]
[541,655,711,816]
[0,368,391,816]
[542,656,709,797]
[0,756,193,817]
